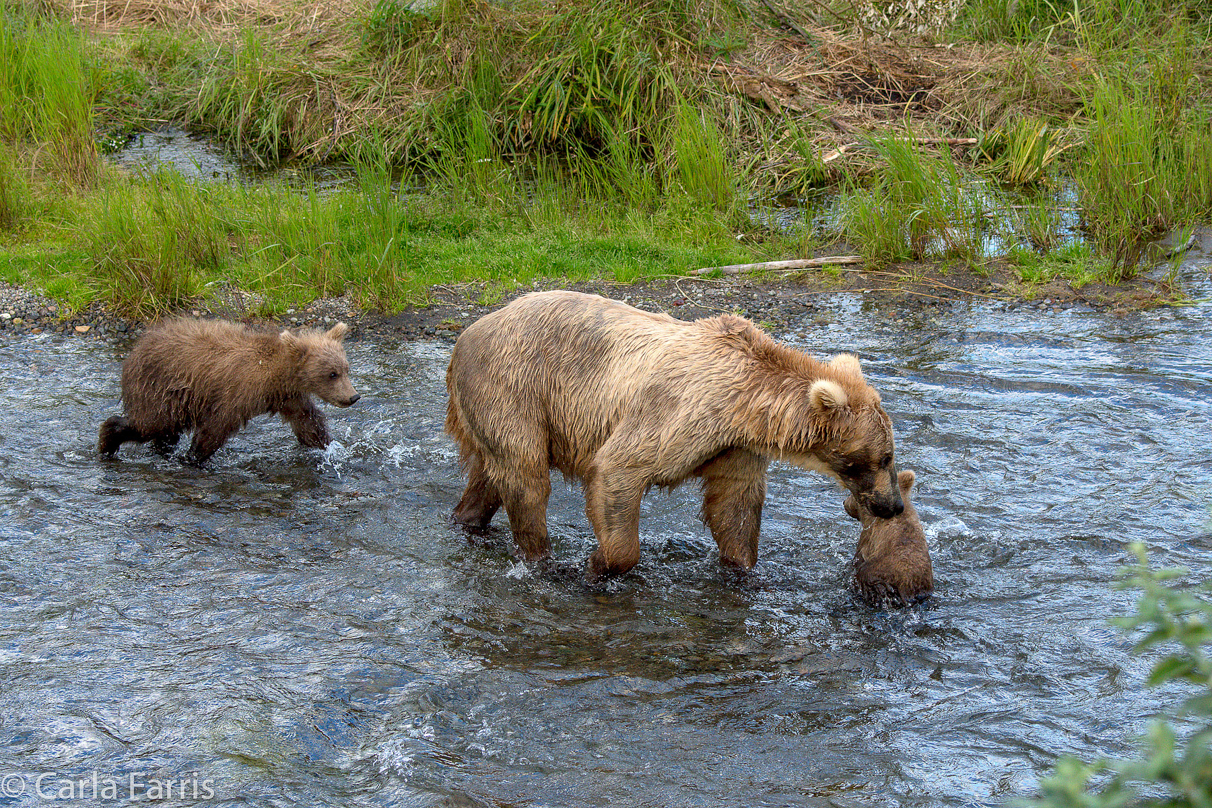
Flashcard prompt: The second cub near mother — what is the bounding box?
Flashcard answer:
[99,318,359,463]
[446,290,904,578]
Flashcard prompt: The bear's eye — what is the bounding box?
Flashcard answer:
[880,453,893,468]
[329,371,340,380]
[841,463,863,478]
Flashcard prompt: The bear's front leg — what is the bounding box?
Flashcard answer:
[699,448,768,570]
[98,416,140,457]
[281,397,331,449]
[584,455,649,579]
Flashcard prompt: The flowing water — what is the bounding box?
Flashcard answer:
[1,258,1211,807]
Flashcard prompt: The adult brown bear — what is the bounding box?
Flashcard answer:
[99,318,359,463]
[446,291,904,578]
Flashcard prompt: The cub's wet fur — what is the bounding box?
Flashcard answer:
[99,318,358,463]
[845,469,934,606]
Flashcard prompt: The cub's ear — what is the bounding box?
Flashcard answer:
[829,353,864,378]
[843,494,860,521]
[327,322,350,342]
[279,330,302,351]
[809,379,848,412]
[897,469,915,495]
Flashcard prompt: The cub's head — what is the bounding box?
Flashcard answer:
[281,322,360,407]
[806,354,903,519]
[845,469,933,606]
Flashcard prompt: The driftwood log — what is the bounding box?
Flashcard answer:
[694,255,863,276]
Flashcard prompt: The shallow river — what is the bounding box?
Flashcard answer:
[1,261,1210,808]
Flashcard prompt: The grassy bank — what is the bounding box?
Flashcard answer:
[1,0,1211,315]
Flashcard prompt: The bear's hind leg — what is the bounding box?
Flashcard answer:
[700,449,768,570]
[98,416,142,457]
[453,452,502,529]
[281,398,331,449]
[187,421,238,464]
[499,463,551,562]
[149,431,181,455]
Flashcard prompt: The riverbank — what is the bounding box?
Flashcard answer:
[4,0,1212,315]
[2,236,1202,344]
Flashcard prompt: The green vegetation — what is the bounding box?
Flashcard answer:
[841,136,986,267]
[0,9,96,186]
[8,159,755,317]
[0,0,1210,314]
[1031,543,1212,808]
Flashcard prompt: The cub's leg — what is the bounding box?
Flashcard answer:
[98,416,143,457]
[98,416,182,459]
[281,397,331,448]
[699,449,768,570]
[149,431,182,455]
[453,451,503,529]
[187,417,240,464]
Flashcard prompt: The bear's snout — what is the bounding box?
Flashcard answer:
[342,394,361,407]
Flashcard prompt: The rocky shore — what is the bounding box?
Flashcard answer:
[0,257,1179,345]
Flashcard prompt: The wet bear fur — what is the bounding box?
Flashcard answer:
[445,290,905,579]
[845,469,934,606]
[98,318,359,463]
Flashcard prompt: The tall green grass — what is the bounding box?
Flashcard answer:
[82,171,228,314]
[1075,18,1212,281]
[0,9,97,186]
[54,158,756,316]
[672,102,733,212]
[188,29,318,166]
[841,136,986,267]
[0,144,26,230]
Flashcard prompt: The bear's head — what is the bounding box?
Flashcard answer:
[807,354,903,519]
[281,322,360,407]
[845,469,933,606]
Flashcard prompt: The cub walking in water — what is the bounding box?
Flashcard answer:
[99,318,359,463]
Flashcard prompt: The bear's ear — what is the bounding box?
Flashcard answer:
[809,379,848,412]
[898,469,915,496]
[279,330,303,352]
[843,494,860,521]
[327,322,350,342]
[829,353,864,379]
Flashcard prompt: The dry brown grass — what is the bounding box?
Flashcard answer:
[47,0,358,31]
[40,0,1097,179]
[711,27,1089,141]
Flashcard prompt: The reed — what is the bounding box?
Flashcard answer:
[0,10,97,186]
[0,145,26,230]
[1077,80,1181,279]
[981,118,1069,187]
[842,135,984,266]
[82,170,228,315]
[671,101,733,213]
[187,28,320,165]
